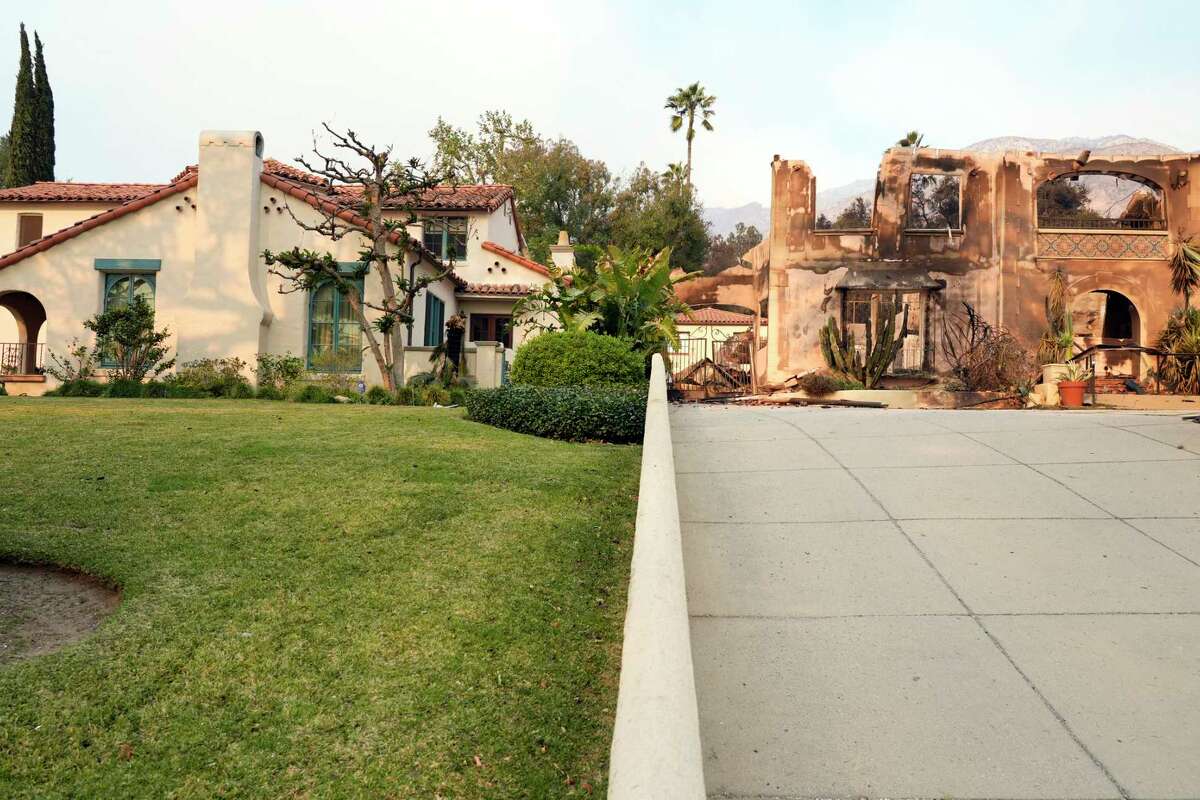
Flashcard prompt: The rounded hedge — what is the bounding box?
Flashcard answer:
[466,385,646,443]
[509,331,645,388]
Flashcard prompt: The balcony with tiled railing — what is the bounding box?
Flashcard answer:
[1036,215,1170,260]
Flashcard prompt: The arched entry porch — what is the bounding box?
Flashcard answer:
[1071,289,1142,380]
[0,290,47,376]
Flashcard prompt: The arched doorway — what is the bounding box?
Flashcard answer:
[0,290,47,376]
[1072,289,1141,379]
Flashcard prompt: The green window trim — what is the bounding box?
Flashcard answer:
[94,258,161,272]
[421,217,468,262]
[100,272,157,367]
[424,292,446,347]
[307,277,365,373]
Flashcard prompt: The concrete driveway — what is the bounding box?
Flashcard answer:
[672,404,1200,800]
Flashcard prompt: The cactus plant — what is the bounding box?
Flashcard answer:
[818,296,909,389]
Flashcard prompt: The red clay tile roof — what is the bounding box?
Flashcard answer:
[0,172,199,271]
[459,283,532,296]
[480,240,550,276]
[331,182,514,212]
[0,180,168,204]
[676,307,762,325]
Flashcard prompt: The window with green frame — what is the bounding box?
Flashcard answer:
[424,293,446,346]
[307,278,364,373]
[421,216,468,262]
[100,272,156,366]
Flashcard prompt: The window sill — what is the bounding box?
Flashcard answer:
[1036,227,1168,236]
[904,228,963,235]
[813,228,875,235]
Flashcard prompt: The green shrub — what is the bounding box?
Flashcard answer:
[509,331,645,389]
[466,385,646,443]
[165,383,208,399]
[141,381,169,398]
[0,383,7,396]
[255,353,306,392]
[104,379,144,398]
[420,386,451,406]
[55,379,105,397]
[365,385,392,405]
[447,387,471,407]
[290,383,335,404]
[171,357,251,397]
[255,385,285,401]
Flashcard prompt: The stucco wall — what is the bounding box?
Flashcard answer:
[0,202,115,254]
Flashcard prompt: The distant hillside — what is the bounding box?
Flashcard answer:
[707,136,1184,231]
[963,134,1180,156]
[702,202,769,238]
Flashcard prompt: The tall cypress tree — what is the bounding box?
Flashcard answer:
[32,31,53,181]
[4,24,39,187]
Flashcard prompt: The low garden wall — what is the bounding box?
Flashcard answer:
[608,354,706,799]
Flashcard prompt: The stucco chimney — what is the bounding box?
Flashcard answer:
[182,130,269,367]
[548,229,575,272]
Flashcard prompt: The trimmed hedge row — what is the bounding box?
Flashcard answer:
[509,331,646,389]
[466,385,646,444]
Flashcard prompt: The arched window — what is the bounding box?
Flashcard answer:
[307,279,364,373]
[1037,172,1165,231]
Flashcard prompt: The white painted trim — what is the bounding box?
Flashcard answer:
[608,355,705,799]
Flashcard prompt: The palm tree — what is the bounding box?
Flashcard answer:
[665,82,716,185]
[1169,237,1200,308]
[662,162,688,187]
[897,131,924,148]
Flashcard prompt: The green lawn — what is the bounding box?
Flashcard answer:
[0,399,640,798]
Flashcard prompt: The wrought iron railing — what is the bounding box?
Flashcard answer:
[0,342,45,375]
[1037,216,1167,231]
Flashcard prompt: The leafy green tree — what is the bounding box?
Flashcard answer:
[609,164,709,271]
[1036,178,1096,223]
[513,246,696,354]
[429,112,617,266]
[665,82,716,185]
[32,30,53,180]
[84,295,175,382]
[897,130,924,148]
[705,222,762,275]
[4,24,39,187]
[816,212,832,230]
[834,196,872,229]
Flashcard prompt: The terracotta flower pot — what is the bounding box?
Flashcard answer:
[1058,380,1087,408]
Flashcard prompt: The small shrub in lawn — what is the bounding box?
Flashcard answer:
[447,387,470,406]
[255,384,285,401]
[290,383,335,404]
[365,385,392,405]
[255,353,306,393]
[104,379,144,398]
[165,383,209,399]
[54,379,105,397]
[0,383,7,396]
[466,385,646,443]
[509,331,646,388]
[141,381,169,398]
[392,386,415,406]
[171,357,251,397]
[420,386,451,406]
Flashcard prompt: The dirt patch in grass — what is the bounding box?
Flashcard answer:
[0,563,119,665]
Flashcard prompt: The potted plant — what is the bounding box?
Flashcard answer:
[1057,361,1092,408]
[1037,269,1075,405]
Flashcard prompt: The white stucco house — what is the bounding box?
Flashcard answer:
[0,130,573,394]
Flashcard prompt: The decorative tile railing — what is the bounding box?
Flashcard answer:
[1037,231,1169,260]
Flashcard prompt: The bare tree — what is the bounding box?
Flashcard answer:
[262,124,452,390]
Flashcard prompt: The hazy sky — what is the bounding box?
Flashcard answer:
[6,0,1199,208]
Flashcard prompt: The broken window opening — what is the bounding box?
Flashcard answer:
[816,195,874,231]
[1036,173,1165,231]
[907,174,961,230]
[841,289,926,373]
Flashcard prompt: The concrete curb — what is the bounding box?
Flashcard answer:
[608,354,706,799]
